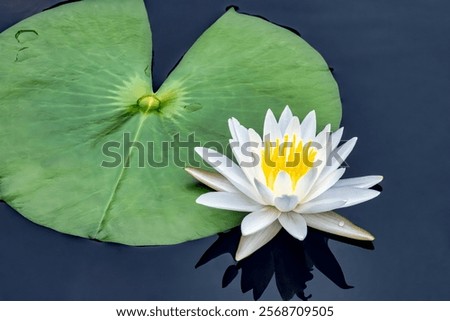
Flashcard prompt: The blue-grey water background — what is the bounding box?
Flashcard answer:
[0,0,449,300]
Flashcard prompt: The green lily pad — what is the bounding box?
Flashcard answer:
[0,0,341,245]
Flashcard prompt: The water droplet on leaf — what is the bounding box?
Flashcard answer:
[15,30,39,43]
[15,47,31,62]
[184,103,203,113]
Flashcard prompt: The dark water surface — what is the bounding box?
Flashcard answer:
[1,0,449,300]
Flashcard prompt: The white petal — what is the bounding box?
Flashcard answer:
[228,117,241,142]
[334,175,383,189]
[284,116,301,137]
[313,124,331,173]
[234,122,250,146]
[254,178,275,205]
[235,221,282,261]
[263,109,282,141]
[315,187,380,208]
[334,136,357,164]
[308,142,328,179]
[247,128,263,147]
[274,195,299,212]
[294,167,318,200]
[247,128,265,183]
[278,212,308,241]
[237,129,263,180]
[228,120,259,185]
[194,147,260,200]
[229,138,258,187]
[302,211,375,241]
[185,167,238,192]
[279,105,294,134]
[330,127,344,150]
[304,168,346,202]
[229,122,256,181]
[241,207,281,236]
[314,124,331,150]
[195,147,244,184]
[197,192,263,212]
[318,137,357,180]
[273,171,293,195]
[295,198,346,214]
[300,110,316,141]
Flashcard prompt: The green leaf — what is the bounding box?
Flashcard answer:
[157,8,341,134]
[0,1,341,245]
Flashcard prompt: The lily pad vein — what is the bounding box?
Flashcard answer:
[92,112,149,239]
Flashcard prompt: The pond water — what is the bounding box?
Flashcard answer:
[0,0,449,300]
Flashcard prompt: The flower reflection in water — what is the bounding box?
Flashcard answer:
[196,227,374,300]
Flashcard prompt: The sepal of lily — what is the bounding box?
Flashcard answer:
[186,106,382,261]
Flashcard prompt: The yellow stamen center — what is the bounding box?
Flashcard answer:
[261,134,317,190]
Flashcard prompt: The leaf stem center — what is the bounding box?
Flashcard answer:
[137,94,161,113]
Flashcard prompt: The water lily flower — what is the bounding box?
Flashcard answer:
[186,106,382,261]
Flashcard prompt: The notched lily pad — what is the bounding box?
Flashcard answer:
[0,0,341,245]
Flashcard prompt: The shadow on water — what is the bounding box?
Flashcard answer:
[196,227,374,300]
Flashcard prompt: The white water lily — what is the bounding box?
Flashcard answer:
[186,106,382,261]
